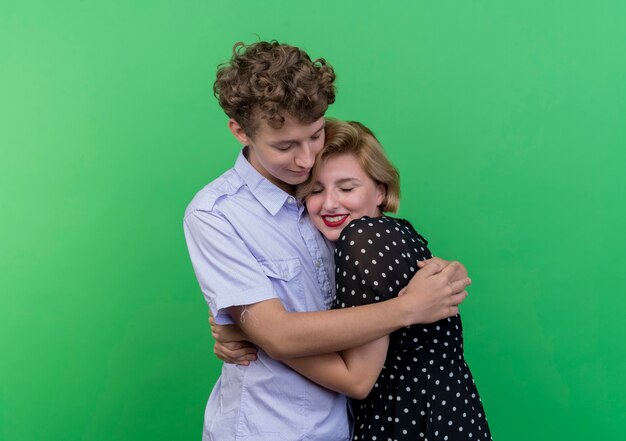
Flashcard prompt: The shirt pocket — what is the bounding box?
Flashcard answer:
[258,257,305,312]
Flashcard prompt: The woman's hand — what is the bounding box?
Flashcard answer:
[209,313,258,366]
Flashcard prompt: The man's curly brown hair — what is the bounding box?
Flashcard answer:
[214,41,336,136]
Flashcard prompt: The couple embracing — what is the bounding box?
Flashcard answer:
[184,41,491,441]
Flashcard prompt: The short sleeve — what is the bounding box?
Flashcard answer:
[183,209,277,324]
[332,217,431,309]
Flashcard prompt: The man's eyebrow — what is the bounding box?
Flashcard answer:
[311,126,324,136]
[272,127,325,146]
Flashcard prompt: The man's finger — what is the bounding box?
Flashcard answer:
[417,257,443,267]
[440,261,469,282]
[449,290,468,306]
[440,261,461,276]
[448,277,471,294]
[416,261,442,278]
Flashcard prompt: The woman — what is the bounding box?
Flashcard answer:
[215,119,491,440]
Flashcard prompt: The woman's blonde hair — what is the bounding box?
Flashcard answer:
[298,118,400,212]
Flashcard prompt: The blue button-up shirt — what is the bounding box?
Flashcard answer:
[184,150,349,441]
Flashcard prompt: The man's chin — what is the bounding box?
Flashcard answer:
[288,174,311,185]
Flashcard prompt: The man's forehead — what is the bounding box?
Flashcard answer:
[260,114,325,139]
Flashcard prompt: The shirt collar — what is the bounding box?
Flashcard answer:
[234,148,293,216]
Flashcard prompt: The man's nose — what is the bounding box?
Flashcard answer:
[294,144,315,169]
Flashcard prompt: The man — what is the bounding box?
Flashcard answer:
[184,41,469,441]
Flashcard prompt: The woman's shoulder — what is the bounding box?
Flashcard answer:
[337,216,428,248]
[338,216,390,241]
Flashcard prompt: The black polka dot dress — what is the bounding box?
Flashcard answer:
[333,216,492,441]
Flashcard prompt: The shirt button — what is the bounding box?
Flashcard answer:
[315,259,321,268]
[287,197,295,204]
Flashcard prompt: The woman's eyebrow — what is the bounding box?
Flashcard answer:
[335,178,360,185]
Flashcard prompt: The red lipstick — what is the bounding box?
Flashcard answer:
[321,214,349,228]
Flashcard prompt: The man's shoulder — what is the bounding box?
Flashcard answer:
[184,167,244,218]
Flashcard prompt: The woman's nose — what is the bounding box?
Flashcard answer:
[322,192,339,210]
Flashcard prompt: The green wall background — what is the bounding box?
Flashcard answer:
[2,1,625,439]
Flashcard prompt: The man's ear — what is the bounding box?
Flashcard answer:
[228,118,251,146]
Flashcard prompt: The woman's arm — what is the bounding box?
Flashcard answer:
[283,336,389,399]
[284,218,431,397]
[209,313,258,366]
[210,313,387,397]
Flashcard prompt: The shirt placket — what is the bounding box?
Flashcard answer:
[297,205,334,309]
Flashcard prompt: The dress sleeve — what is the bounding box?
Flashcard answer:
[183,209,277,324]
[332,218,429,309]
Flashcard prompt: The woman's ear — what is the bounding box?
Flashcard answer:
[228,118,251,146]
[376,183,387,208]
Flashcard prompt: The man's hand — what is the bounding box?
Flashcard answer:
[400,258,471,325]
[418,257,468,282]
[209,313,258,366]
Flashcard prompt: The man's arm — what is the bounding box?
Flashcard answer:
[227,260,468,359]
[186,208,467,361]
[213,258,464,395]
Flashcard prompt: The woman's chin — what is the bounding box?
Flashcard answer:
[313,220,347,242]
[312,224,336,242]
[322,227,344,242]
[327,232,340,242]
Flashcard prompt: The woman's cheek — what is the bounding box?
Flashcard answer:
[306,196,321,215]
